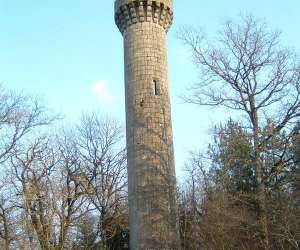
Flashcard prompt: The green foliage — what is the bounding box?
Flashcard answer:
[209,120,256,194]
[179,120,300,250]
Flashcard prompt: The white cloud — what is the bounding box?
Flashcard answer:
[91,80,115,103]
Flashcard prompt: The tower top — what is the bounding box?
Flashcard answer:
[114,0,173,34]
[115,0,172,11]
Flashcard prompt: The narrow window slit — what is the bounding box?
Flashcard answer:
[153,79,160,96]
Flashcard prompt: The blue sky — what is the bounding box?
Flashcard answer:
[1,0,299,177]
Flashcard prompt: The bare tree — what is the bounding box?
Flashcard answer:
[55,133,92,250]
[75,114,128,248]
[0,86,127,249]
[72,212,99,250]
[10,135,94,250]
[0,85,54,164]
[180,15,300,249]
[0,85,57,249]
[0,182,17,250]
[11,137,57,250]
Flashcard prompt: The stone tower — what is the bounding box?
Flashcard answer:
[114,1,179,249]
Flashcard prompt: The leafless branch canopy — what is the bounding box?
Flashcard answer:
[180,16,300,131]
[0,85,56,163]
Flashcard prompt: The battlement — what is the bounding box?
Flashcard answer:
[115,0,173,34]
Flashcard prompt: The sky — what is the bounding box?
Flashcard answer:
[0,0,299,177]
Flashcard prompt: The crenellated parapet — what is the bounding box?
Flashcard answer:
[114,0,173,34]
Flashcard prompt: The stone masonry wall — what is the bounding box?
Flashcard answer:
[115,0,173,34]
[115,1,179,249]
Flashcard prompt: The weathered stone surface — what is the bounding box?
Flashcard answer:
[115,1,179,249]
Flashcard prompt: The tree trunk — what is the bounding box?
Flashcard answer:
[251,99,269,250]
[2,211,10,250]
[29,236,34,250]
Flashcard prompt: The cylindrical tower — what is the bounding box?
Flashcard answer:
[115,1,179,249]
